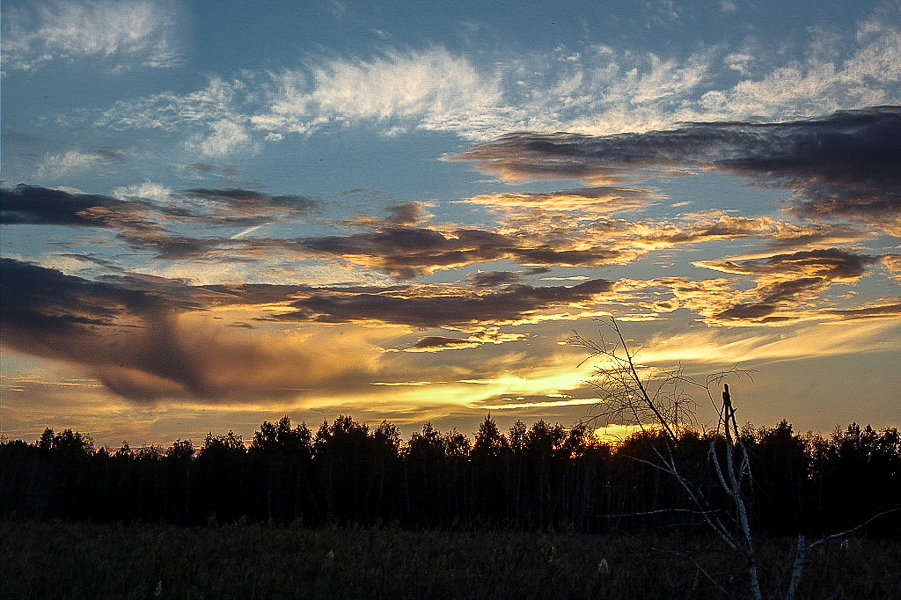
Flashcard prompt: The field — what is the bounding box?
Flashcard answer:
[2,520,899,599]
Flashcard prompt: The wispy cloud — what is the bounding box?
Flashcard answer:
[637,318,901,366]
[259,47,502,137]
[1,0,182,74]
[34,149,125,179]
[82,6,901,157]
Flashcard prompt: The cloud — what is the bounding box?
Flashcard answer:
[454,107,901,234]
[2,184,135,227]
[468,270,523,288]
[0,258,380,403]
[0,184,199,259]
[406,336,484,352]
[113,181,174,203]
[506,7,899,135]
[619,245,887,326]
[460,187,661,215]
[0,183,635,278]
[97,75,246,132]
[182,163,239,179]
[1,0,182,74]
[300,224,635,278]
[883,254,901,282]
[1,185,322,264]
[636,318,901,366]
[828,302,901,320]
[685,248,879,324]
[260,47,502,137]
[83,6,900,155]
[99,77,256,158]
[34,149,125,178]
[0,258,609,405]
[695,248,876,281]
[404,327,527,353]
[8,185,855,284]
[272,278,615,329]
[190,119,256,158]
[719,0,737,13]
[180,187,316,215]
[384,201,434,225]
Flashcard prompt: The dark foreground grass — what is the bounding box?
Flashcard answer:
[2,520,899,600]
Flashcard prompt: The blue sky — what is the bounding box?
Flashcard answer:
[2,0,899,447]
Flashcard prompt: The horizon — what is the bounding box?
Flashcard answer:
[7,413,896,454]
[2,0,900,449]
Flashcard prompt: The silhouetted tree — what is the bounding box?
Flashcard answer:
[524,420,566,528]
[748,421,807,535]
[369,420,403,522]
[571,316,901,600]
[1,408,898,539]
[195,431,247,522]
[249,417,315,523]
[471,414,509,521]
[314,416,372,523]
[405,422,451,524]
[165,439,195,522]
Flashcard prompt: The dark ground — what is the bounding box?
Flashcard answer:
[2,520,899,599]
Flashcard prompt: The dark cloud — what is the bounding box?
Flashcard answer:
[829,302,901,320]
[514,246,622,266]
[713,303,786,323]
[302,225,631,277]
[4,184,786,278]
[0,258,196,389]
[302,227,510,278]
[0,184,322,260]
[181,188,316,213]
[0,258,372,403]
[0,258,611,403]
[201,282,307,306]
[1,184,137,227]
[468,270,522,288]
[182,163,239,178]
[273,278,615,328]
[698,249,879,324]
[454,107,901,232]
[698,248,877,280]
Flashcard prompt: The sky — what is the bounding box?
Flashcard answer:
[1,0,899,448]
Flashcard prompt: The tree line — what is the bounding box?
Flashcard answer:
[1,415,898,536]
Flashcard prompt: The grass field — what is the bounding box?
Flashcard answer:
[2,520,899,599]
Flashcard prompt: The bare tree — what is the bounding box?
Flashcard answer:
[570,316,898,600]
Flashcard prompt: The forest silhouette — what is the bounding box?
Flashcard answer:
[1,415,898,536]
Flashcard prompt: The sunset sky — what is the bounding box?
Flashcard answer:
[2,0,899,448]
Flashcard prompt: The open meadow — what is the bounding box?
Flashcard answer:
[2,520,899,600]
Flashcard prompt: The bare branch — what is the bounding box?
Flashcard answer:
[803,506,901,552]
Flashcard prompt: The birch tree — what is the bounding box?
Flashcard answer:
[570,316,898,600]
